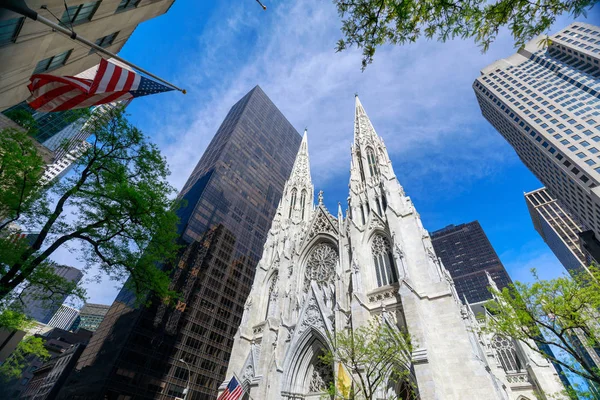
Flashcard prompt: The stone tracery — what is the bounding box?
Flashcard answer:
[303,243,338,292]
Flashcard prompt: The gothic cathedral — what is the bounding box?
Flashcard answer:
[220,97,566,399]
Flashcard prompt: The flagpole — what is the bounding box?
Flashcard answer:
[0,0,186,94]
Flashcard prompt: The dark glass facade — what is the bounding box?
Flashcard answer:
[430,221,512,304]
[17,265,83,324]
[57,85,301,400]
[2,101,87,147]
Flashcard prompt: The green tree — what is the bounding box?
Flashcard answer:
[484,268,600,398]
[0,310,49,385]
[333,0,598,69]
[0,335,49,383]
[0,107,181,310]
[322,317,415,400]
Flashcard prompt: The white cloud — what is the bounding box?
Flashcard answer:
[144,1,576,197]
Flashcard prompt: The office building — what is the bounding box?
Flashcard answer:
[69,303,110,332]
[41,141,92,184]
[0,328,93,399]
[431,221,512,303]
[0,113,54,163]
[58,85,302,399]
[21,343,87,400]
[47,305,80,330]
[525,187,592,275]
[0,0,176,111]
[18,265,83,324]
[474,22,600,259]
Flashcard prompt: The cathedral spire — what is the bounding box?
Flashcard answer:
[281,129,314,223]
[290,129,311,184]
[354,95,378,145]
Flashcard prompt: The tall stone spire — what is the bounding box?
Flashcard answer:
[289,130,311,187]
[280,130,314,223]
[354,94,378,144]
[349,96,400,227]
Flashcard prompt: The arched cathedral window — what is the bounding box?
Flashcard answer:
[265,271,279,319]
[304,243,338,292]
[300,189,307,219]
[289,188,297,218]
[356,149,366,182]
[492,335,523,373]
[367,147,379,177]
[372,235,398,287]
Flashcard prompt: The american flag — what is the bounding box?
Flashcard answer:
[27,58,173,112]
[217,376,244,400]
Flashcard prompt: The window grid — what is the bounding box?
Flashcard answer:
[33,50,73,74]
[0,17,24,46]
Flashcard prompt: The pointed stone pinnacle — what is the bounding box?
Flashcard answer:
[318,190,324,205]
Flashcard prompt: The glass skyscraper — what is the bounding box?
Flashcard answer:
[58,85,301,400]
[430,221,513,303]
[17,265,83,324]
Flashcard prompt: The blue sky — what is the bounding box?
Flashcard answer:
[57,0,600,304]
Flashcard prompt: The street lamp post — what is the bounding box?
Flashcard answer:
[179,358,192,400]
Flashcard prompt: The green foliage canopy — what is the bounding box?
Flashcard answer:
[322,317,414,400]
[0,108,181,309]
[333,0,598,69]
[485,268,600,396]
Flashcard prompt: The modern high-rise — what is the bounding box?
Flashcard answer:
[0,0,176,111]
[48,305,80,330]
[17,265,83,324]
[474,22,600,259]
[69,303,110,332]
[57,85,302,400]
[41,141,92,184]
[525,187,591,275]
[430,221,512,303]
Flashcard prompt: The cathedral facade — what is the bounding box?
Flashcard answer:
[220,97,566,399]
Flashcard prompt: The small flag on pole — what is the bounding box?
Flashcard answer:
[217,376,243,400]
[26,58,174,112]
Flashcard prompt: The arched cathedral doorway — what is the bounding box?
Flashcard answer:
[282,331,333,399]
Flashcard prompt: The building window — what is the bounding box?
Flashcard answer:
[356,149,366,181]
[33,50,73,74]
[94,31,119,49]
[491,335,523,373]
[289,188,297,218]
[60,1,100,26]
[265,271,278,319]
[0,17,24,46]
[116,0,141,12]
[366,147,379,177]
[300,189,307,220]
[372,235,398,287]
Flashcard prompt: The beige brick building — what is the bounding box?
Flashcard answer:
[0,0,175,111]
[474,22,600,258]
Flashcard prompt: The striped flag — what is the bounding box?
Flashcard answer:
[26,58,173,112]
[217,376,243,400]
